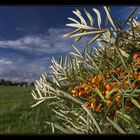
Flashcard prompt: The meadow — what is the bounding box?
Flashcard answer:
[0,85,55,134]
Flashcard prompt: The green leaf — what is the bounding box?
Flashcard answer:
[116,110,139,129]
[106,117,126,134]
[84,83,105,101]
[104,6,117,30]
[130,97,140,109]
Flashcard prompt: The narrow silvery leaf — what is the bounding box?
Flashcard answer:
[35,84,43,98]
[51,123,55,133]
[82,105,102,134]
[53,123,72,134]
[66,23,94,30]
[31,99,45,107]
[73,10,87,25]
[31,92,38,100]
[71,30,105,38]
[72,44,83,57]
[88,34,101,45]
[75,29,86,42]
[76,9,81,15]
[68,17,80,24]
[104,6,117,30]
[84,8,94,27]
[93,8,101,28]
[63,28,81,37]
[119,48,129,58]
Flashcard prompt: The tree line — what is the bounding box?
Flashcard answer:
[0,79,34,87]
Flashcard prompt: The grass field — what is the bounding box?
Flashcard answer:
[0,85,56,134]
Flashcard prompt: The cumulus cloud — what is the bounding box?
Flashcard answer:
[0,56,52,82]
[0,27,94,82]
[0,28,76,55]
[0,58,13,65]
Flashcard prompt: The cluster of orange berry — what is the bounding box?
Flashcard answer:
[68,52,140,114]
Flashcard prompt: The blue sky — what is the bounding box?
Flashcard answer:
[0,6,139,83]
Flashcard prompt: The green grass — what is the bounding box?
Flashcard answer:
[0,85,55,134]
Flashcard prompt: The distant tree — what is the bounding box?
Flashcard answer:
[1,79,5,85]
[30,82,35,87]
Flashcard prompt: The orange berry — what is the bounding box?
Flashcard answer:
[138,61,140,66]
[84,86,89,91]
[116,67,121,73]
[133,52,140,60]
[78,90,85,96]
[90,102,94,109]
[106,73,111,79]
[106,100,112,106]
[104,84,112,91]
[88,96,93,100]
[95,105,101,112]
[137,76,140,81]
[71,89,77,94]
[91,77,96,84]
[115,95,121,102]
[81,84,85,88]
[87,82,92,85]
[129,74,133,79]
[91,102,98,109]
[97,74,102,82]
[134,71,139,78]
[86,89,92,94]
[125,80,129,85]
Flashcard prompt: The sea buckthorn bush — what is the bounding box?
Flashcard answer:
[31,7,140,134]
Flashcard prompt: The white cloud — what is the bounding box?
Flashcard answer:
[0,58,13,65]
[0,27,75,55]
[0,56,52,82]
[0,27,94,82]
